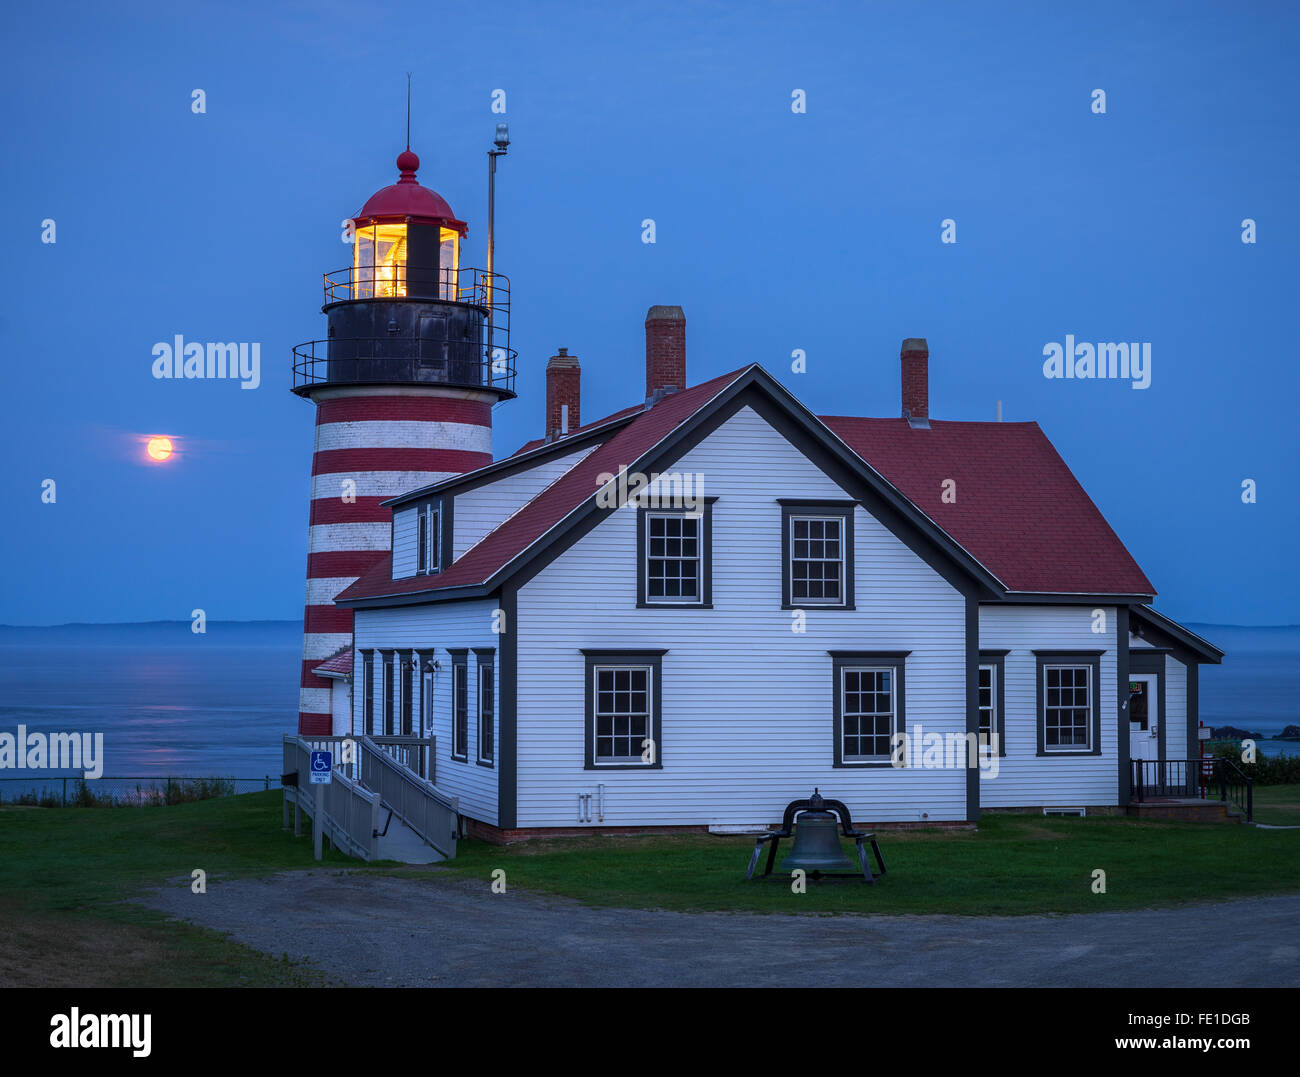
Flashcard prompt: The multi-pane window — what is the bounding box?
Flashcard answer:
[427,505,440,573]
[416,510,428,574]
[790,516,844,605]
[451,653,468,760]
[1043,664,1091,750]
[645,513,701,603]
[477,654,494,764]
[402,654,416,736]
[978,665,996,747]
[363,651,375,736]
[382,653,395,736]
[841,667,895,761]
[593,666,651,764]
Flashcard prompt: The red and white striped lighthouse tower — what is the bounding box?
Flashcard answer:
[291,146,515,735]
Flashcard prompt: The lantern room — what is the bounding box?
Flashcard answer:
[347,149,468,301]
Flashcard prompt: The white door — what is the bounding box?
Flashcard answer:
[1128,675,1159,763]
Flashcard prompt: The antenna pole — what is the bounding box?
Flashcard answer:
[486,122,510,378]
[405,73,412,149]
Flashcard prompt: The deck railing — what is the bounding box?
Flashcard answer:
[282,735,382,861]
[359,735,458,859]
[1131,757,1254,822]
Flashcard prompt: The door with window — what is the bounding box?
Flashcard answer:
[1128,675,1159,763]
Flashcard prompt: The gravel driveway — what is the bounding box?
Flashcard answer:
[141,871,1300,987]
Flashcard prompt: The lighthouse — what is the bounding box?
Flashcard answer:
[291,141,515,736]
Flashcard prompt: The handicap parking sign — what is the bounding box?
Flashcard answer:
[309,750,333,784]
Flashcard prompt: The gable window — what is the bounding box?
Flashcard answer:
[582,650,666,770]
[363,651,375,736]
[636,501,714,608]
[417,502,440,575]
[978,651,1008,756]
[450,650,468,761]
[780,501,855,610]
[831,652,908,767]
[475,649,494,766]
[1034,651,1103,756]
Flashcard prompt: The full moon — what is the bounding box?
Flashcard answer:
[146,436,173,462]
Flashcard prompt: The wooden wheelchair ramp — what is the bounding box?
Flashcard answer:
[282,734,460,863]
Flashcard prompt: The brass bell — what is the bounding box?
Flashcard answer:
[780,790,855,876]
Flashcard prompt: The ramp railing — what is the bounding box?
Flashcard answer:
[358,735,459,859]
[282,735,382,861]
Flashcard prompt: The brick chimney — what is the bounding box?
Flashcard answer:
[545,348,580,441]
[900,338,929,427]
[645,305,686,403]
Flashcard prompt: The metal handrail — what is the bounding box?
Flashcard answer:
[1130,757,1254,822]
[323,265,510,311]
[290,339,517,395]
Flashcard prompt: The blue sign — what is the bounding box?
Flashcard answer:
[309,750,333,784]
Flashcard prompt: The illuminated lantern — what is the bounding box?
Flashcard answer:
[349,150,464,300]
[290,141,515,737]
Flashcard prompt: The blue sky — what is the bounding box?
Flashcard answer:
[2,0,1296,625]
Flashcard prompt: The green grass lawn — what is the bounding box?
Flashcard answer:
[435,809,1300,917]
[1252,784,1300,826]
[2,788,1298,986]
[0,790,357,987]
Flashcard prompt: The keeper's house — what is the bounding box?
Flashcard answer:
[331,307,1222,841]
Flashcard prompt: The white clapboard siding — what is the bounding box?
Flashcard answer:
[1165,653,1189,759]
[354,599,500,825]
[453,446,597,560]
[392,506,418,579]
[978,604,1119,807]
[515,405,968,828]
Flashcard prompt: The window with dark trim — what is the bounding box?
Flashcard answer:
[582,650,666,770]
[475,649,494,766]
[427,503,441,574]
[402,653,416,735]
[363,651,375,735]
[780,500,855,609]
[979,650,1008,756]
[830,651,908,766]
[382,652,395,736]
[416,510,428,574]
[450,650,468,761]
[636,501,714,608]
[1033,651,1103,756]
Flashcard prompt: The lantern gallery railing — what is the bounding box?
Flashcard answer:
[291,337,518,396]
[323,265,510,312]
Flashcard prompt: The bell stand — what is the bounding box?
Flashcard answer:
[745,791,887,883]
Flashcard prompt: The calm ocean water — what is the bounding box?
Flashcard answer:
[0,620,1295,797]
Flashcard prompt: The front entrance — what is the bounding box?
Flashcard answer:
[1128,675,1159,762]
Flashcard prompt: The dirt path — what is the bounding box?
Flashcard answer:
[140,871,1300,987]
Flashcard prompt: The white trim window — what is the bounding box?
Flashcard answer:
[1043,664,1091,751]
[978,664,996,747]
[790,516,844,605]
[592,665,652,764]
[451,654,468,760]
[645,512,702,603]
[841,667,895,761]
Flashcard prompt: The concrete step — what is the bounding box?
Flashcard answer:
[376,812,447,864]
[1126,799,1241,823]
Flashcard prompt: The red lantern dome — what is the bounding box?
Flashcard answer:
[354,150,468,236]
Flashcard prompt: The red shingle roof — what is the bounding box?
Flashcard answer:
[337,367,753,602]
[510,404,645,457]
[313,647,353,676]
[337,368,1155,605]
[820,416,1154,595]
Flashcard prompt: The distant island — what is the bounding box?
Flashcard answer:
[1210,725,1300,741]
